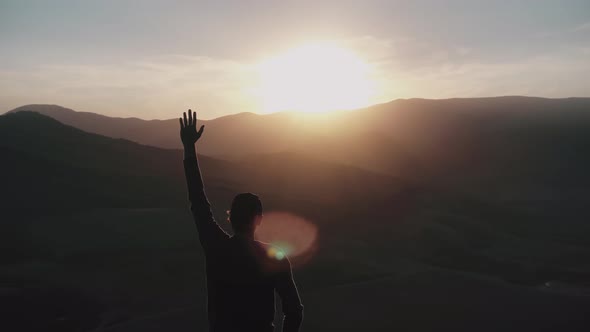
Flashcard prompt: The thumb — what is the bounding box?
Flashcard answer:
[198,125,205,135]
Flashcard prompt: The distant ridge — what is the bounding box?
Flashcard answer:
[7,104,184,149]
[7,96,590,177]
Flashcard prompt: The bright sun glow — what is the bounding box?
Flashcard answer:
[256,42,376,113]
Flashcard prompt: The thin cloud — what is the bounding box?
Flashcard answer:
[1,36,589,118]
[572,22,590,32]
[0,56,259,119]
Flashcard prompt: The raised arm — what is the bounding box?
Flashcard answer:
[180,109,229,251]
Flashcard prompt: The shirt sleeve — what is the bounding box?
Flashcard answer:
[183,155,229,251]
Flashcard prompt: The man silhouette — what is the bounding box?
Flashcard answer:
[180,109,303,332]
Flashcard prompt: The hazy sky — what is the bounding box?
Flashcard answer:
[1,0,589,119]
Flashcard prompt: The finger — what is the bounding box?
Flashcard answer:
[183,112,188,127]
[193,110,198,126]
[179,118,183,129]
[198,125,205,136]
[188,109,193,126]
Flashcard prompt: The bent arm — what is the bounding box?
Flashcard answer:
[276,260,304,332]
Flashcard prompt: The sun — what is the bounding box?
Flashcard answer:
[255,42,376,114]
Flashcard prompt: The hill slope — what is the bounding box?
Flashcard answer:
[0,111,400,211]
[2,110,590,280]
[2,108,590,331]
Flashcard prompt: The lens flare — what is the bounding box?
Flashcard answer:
[266,246,286,260]
[255,211,318,266]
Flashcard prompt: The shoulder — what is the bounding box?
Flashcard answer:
[256,241,291,269]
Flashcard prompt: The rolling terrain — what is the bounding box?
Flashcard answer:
[2,99,590,331]
[9,97,590,177]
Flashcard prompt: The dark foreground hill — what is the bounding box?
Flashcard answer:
[0,111,399,209]
[1,110,590,331]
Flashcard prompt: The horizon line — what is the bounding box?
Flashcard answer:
[3,95,590,122]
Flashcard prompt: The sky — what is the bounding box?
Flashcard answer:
[1,0,589,119]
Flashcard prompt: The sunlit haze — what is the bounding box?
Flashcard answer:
[256,43,375,113]
[1,0,589,119]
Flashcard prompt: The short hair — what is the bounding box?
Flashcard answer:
[230,193,263,232]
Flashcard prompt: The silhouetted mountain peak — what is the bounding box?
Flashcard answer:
[1,110,86,134]
[6,109,64,120]
[7,104,85,121]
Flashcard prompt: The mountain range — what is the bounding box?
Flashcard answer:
[2,97,590,331]
[7,96,590,192]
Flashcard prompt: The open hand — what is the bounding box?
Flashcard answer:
[179,109,205,146]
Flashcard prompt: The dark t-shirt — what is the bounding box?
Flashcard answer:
[184,157,303,332]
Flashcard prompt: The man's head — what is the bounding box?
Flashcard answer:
[229,193,263,234]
